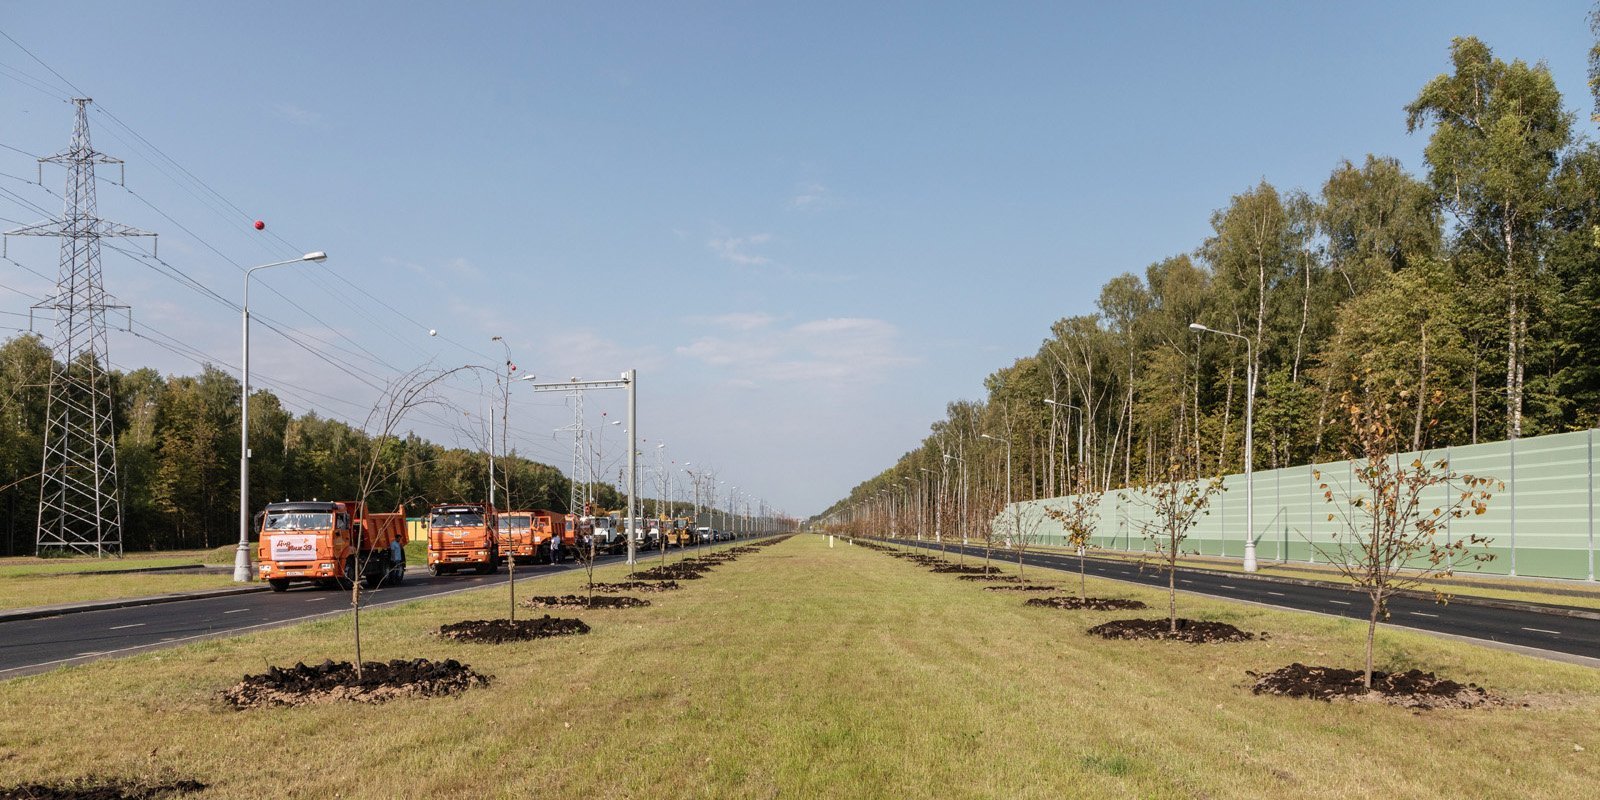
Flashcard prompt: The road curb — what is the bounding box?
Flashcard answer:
[0,585,272,623]
[890,539,1600,621]
[0,536,778,626]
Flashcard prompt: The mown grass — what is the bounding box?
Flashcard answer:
[0,535,1596,799]
[0,549,236,611]
[0,571,238,611]
[0,549,218,578]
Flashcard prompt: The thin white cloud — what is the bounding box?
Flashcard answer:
[688,311,778,331]
[675,316,915,389]
[789,182,828,210]
[273,102,324,127]
[708,233,772,266]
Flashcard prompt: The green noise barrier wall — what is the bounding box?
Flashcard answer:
[1002,429,1598,581]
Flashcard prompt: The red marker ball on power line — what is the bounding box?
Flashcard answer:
[254,220,265,230]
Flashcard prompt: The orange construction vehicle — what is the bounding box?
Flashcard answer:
[427,503,500,575]
[257,500,408,592]
[564,513,594,559]
[530,510,570,563]
[499,511,532,564]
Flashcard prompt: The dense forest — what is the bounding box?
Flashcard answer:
[0,334,638,556]
[824,35,1600,524]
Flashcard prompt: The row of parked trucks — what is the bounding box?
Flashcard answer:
[256,500,734,591]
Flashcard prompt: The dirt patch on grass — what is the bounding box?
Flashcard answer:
[930,564,1000,574]
[1248,663,1505,709]
[1087,618,1257,643]
[0,777,206,796]
[981,584,1058,592]
[589,581,680,593]
[521,595,651,610]
[439,616,591,643]
[0,777,206,799]
[1025,596,1149,611]
[223,658,489,709]
[957,574,1025,582]
[628,565,706,581]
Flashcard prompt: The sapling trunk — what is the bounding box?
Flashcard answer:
[1079,552,1087,601]
[1365,595,1381,691]
[352,580,363,678]
[1167,556,1178,634]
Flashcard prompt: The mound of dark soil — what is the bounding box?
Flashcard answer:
[223,658,489,709]
[0,778,206,800]
[590,580,680,593]
[930,565,1000,574]
[981,584,1058,592]
[1087,618,1256,643]
[521,595,651,610]
[628,566,706,581]
[440,616,591,643]
[957,574,1025,582]
[1025,596,1149,611]
[1248,663,1502,709]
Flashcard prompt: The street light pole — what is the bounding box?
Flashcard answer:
[236,251,328,583]
[1189,322,1257,572]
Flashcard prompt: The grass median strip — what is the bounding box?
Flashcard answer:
[1,535,1597,799]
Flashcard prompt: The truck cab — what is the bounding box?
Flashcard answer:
[257,500,407,592]
[427,503,500,576]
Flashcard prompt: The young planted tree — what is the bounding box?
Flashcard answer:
[349,365,467,676]
[1313,381,1499,690]
[1123,454,1225,633]
[1006,499,1050,580]
[1044,465,1103,600]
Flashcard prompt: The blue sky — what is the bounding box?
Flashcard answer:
[0,2,1593,516]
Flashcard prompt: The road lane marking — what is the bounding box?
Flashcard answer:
[223,608,248,614]
[1219,584,1237,589]
[1265,591,1285,597]
[1179,580,1193,584]
[1410,611,1439,618]
[109,623,145,630]
[305,597,327,602]
[1522,627,1562,635]
[1329,600,1350,605]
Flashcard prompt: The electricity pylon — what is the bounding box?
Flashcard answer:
[4,99,155,556]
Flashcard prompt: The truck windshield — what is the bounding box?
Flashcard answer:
[499,516,530,531]
[431,512,484,528]
[265,512,332,531]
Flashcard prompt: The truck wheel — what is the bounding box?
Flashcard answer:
[362,572,382,590]
[268,579,290,593]
[335,557,357,590]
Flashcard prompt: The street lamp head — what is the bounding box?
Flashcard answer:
[1188,322,1208,332]
[302,251,328,263]
[980,434,997,441]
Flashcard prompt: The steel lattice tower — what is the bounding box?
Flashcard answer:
[5,99,154,556]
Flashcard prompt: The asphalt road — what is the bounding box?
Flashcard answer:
[892,539,1600,663]
[0,542,723,680]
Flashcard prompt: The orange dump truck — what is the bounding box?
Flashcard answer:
[531,510,571,563]
[499,510,536,564]
[427,503,500,575]
[257,500,408,592]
